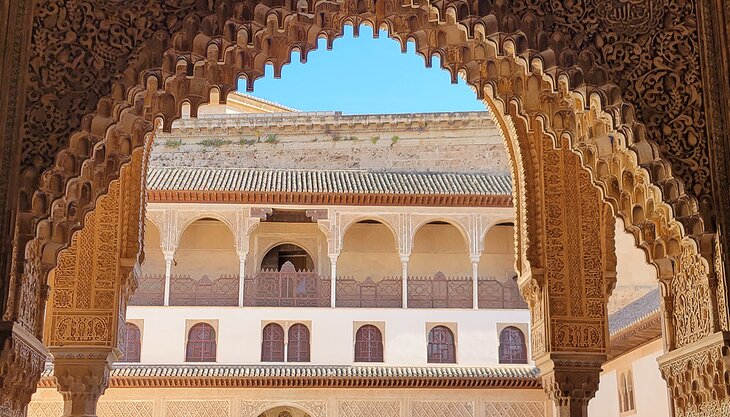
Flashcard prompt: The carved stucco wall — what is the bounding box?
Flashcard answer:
[22,0,212,170]
[27,389,550,417]
[338,401,400,417]
[411,401,474,417]
[20,0,715,212]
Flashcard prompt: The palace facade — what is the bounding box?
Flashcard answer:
[25,95,666,417]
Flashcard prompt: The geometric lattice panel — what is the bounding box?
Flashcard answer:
[166,400,230,417]
[240,400,326,417]
[98,401,154,417]
[339,400,400,417]
[412,401,473,417]
[27,402,63,417]
[484,401,545,417]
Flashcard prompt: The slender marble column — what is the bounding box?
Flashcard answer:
[470,255,480,309]
[162,251,174,306]
[400,255,409,308]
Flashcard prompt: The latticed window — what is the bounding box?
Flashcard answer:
[354,325,383,362]
[498,326,527,364]
[119,323,141,362]
[262,323,285,362]
[427,325,456,363]
[287,323,310,362]
[185,323,216,362]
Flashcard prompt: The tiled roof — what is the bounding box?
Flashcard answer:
[147,167,513,196]
[40,364,540,389]
[608,288,660,335]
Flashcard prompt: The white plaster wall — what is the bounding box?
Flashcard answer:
[588,339,670,417]
[126,306,531,366]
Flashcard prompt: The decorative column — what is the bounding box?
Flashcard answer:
[657,237,730,416]
[42,166,145,417]
[162,251,174,306]
[52,348,117,417]
[514,137,611,417]
[237,253,247,307]
[538,353,602,417]
[330,254,339,307]
[470,254,480,309]
[310,208,341,309]
[0,321,48,417]
[401,255,410,308]
[237,207,268,307]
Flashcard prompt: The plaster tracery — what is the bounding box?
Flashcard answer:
[0,0,728,416]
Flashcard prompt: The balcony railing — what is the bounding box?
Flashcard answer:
[478,278,528,309]
[336,277,402,308]
[170,275,239,306]
[408,273,472,308]
[242,266,331,307]
[129,272,528,309]
[129,274,165,306]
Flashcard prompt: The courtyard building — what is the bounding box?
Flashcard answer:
[2,2,729,417]
[28,95,666,417]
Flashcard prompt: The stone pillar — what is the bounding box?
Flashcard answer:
[538,353,603,417]
[470,255,480,309]
[401,255,409,308]
[0,322,48,417]
[52,348,117,417]
[163,251,174,306]
[330,255,338,308]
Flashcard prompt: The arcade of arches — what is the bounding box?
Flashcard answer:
[0,1,729,417]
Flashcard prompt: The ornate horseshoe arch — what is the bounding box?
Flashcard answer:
[1,1,728,417]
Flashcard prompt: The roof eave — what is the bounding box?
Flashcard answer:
[146,190,514,207]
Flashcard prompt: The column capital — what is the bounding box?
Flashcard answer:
[658,331,730,416]
[0,321,48,417]
[469,253,481,263]
[52,347,118,417]
[162,250,175,262]
[536,352,605,417]
[399,253,410,263]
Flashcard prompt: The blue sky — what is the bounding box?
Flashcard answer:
[239,25,486,114]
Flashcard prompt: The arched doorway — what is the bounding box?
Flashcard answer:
[3,2,724,417]
[261,244,314,272]
[256,405,311,417]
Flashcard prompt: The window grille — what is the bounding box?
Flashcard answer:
[262,323,285,362]
[498,326,527,364]
[354,325,383,362]
[287,323,311,362]
[427,325,456,363]
[186,323,217,362]
[119,323,141,362]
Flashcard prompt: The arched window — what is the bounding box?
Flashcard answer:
[619,370,636,413]
[119,323,141,362]
[186,323,217,362]
[354,325,383,362]
[287,323,310,362]
[262,323,285,362]
[627,370,635,411]
[498,326,527,364]
[427,326,456,363]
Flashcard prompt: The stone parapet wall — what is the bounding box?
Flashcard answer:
[152,112,509,175]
